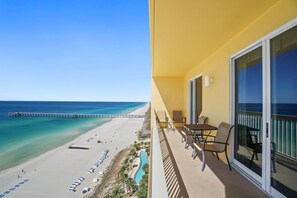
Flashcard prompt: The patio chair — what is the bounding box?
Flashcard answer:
[155,110,168,129]
[172,110,186,128]
[194,116,208,142]
[193,122,234,171]
[180,115,208,147]
[237,124,261,161]
[237,125,276,172]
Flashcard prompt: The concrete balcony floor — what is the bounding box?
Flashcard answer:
[159,127,268,198]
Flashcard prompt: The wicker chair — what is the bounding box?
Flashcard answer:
[193,122,234,171]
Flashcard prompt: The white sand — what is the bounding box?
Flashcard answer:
[0,103,149,198]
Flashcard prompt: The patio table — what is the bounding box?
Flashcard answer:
[183,124,218,142]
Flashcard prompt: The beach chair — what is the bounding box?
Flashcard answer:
[193,122,234,171]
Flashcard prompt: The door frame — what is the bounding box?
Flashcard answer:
[230,17,297,197]
[230,41,265,186]
[188,74,202,124]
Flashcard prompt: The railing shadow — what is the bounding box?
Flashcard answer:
[172,129,268,198]
[157,125,189,198]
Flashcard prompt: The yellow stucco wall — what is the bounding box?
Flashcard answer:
[183,0,297,126]
[151,0,297,163]
[151,77,184,120]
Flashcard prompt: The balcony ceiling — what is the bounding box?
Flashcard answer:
[150,0,280,77]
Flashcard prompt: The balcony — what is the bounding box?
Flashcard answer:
[150,112,268,198]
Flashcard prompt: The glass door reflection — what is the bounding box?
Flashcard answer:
[270,25,297,197]
[234,46,263,177]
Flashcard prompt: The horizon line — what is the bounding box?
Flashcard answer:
[0,100,149,103]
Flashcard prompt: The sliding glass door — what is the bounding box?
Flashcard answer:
[234,45,263,180]
[232,21,297,197]
[270,25,297,197]
[189,76,202,124]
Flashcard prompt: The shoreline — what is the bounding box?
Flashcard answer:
[0,103,146,173]
[0,103,149,198]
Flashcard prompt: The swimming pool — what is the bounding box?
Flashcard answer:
[134,151,148,183]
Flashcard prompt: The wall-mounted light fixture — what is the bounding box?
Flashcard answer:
[205,76,213,87]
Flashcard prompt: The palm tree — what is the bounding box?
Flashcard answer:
[142,164,149,174]
[136,174,148,198]
[129,148,136,156]
[111,186,124,197]
[124,178,133,193]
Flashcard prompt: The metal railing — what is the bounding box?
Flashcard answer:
[238,111,297,160]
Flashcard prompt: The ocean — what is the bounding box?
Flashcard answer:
[0,101,145,171]
[238,103,297,116]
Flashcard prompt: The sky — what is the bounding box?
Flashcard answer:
[0,0,151,102]
[238,63,262,104]
[238,48,297,104]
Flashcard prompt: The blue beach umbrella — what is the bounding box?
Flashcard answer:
[24,179,29,182]
[4,191,10,194]
[14,184,20,188]
[19,181,25,184]
[9,188,15,191]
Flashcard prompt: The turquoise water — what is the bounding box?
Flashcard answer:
[0,101,145,171]
[134,151,148,183]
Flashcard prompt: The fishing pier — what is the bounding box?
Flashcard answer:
[8,112,144,119]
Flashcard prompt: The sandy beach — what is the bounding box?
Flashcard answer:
[0,103,149,198]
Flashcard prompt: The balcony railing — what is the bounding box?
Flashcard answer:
[150,112,168,198]
[238,111,297,160]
